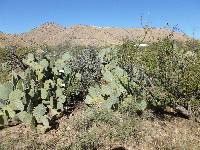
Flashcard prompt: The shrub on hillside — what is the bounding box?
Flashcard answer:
[117,37,200,117]
[70,48,102,93]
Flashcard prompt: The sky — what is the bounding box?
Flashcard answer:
[0,0,200,38]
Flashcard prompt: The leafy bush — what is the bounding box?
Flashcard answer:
[72,130,103,150]
[70,48,102,93]
[74,107,119,131]
[73,106,136,148]
[0,46,37,83]
[118,37,200,116]
[0,47,9,64]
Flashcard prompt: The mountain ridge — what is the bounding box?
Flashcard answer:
[0,22,191,48]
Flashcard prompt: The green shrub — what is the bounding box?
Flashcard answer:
[72,130,103,150]
[117,37,200,116]
[74,107,119,131]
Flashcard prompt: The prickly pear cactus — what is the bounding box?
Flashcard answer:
[85,62,128,109]
[85,48,147,110]
[0,52,81,132]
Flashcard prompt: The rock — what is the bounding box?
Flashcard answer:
[175,105,190,118]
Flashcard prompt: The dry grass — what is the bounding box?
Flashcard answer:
[0,103,199,150]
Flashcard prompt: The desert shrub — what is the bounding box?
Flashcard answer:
[74,107,119,131]
[72,130,103,150]
[0,46,36,64]
[0,47,9,64]
[117,37,200,116]
[45,42,87,59]
[44,43,101,94]
[70,48,102,93]
[73,106,136,147]
[0,46,37,83]
[107,117,136,143]
[15,46,36,59]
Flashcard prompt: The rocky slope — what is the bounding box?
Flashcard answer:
[0,22,190,48]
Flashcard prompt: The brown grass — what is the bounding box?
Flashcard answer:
[0,103,199,150]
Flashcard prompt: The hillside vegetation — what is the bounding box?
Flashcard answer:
[0,31,199,149]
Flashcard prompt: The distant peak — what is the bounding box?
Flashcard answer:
[27,22,65,34]
[40,22,63,28]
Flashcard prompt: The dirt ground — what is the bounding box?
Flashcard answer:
[0,103,199,150]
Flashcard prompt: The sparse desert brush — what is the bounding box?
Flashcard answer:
[0,34,200,150]
[117,36,200,117]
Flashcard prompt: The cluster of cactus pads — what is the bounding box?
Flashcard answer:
[0,47,148,132]
[85,48,147,111]
[0,52,81,132]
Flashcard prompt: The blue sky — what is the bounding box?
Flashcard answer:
[0,0,200,38]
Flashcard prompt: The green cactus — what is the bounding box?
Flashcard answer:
[85,64,128,109]
[0,52,80,132]
[85,48,128,109]
[85,48,147,112]
[0,82,12,100]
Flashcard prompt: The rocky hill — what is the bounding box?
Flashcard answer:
[0,22,190,48]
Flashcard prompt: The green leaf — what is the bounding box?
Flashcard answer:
[101,84,112,96]
[27,53,35,62]
[3,105,16,118]
[62,52,71,61]
[56,87,64,97]
[85,95,94,105]
[41,88,48,99]
[88,85,101,98]
[0,82,13,100]
[36,124,47,134]
[9,89,24,101]
[85,94,104,106]
[9,100,24,111]
[18,71,26,80]
[57,95,66,110]
[103,95,118,109]
[16,79,24,91]
[64,66,71,75]
[39,59,49,69]
[44,80,55,90]
[28,79,35,97]
[33,104,46,117]
[17,111,33,124]
[56,87,66,110]
[36,70,44,80]
[102,69,114,83]
[8,89,24,111]
[75,73,81,80]
[33,104,50,128]
[41,116,49,127]
[47,105,59,116]
[136,100,147,111]
[49,96,54,108]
